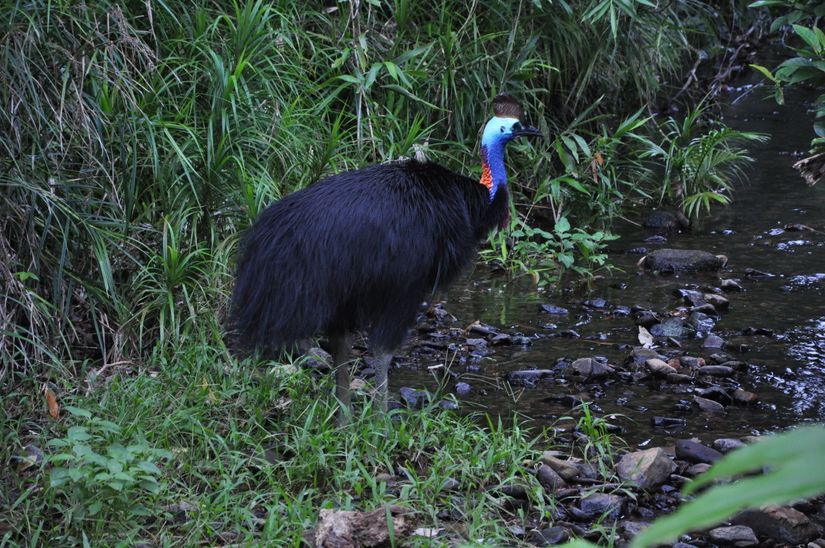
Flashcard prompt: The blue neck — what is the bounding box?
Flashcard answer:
[481,141,507,201]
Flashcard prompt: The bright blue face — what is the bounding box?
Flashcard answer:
[481,116,521,148]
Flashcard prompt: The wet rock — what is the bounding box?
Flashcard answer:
[643,249,726,272]
[703,334,725,349]
[542,304,570,315]
[621,521,649,537]
[645,234,668,243]
[693,396,725,414]
[465,337,488,349]
[438,399,459,410]
[302,347,332,373]
[719,360,747,371]
[539,454,582,481]
[675,439,723,464]
[506,369,555,386]
[399,387,430,409]
[652,416,687,429]
[615,447,675,490]
[698,365,734,377]
[680,356,706,369]
[713,438,745,453]
[583,298,608,309]
[704,293,730,312]
[628,246,649,255]
[508,525,526,538]
[734,506,819,545]
[633,309,661,328]
[721,278,744,292]
[692,302,718,315]
[696,386,732,405]
[529,526,569,546]
[686,463,712,477]
[667,373,693,383]
[560,329,581,338]
[744,268,774,278]
[454,382,471,396]
[571,357,615,379]
[579,493,625,519]
[675,288,706,306]
[650,318,688,338]
[709,525,759,546]
[537,464,568,492]
[643,211,690,231]
[315,506,411,548]
[646,358,677,376]
[496,484,529,499]
[732,389,759,404]
[490,333,513,345]
[785,223,815,232]
[630,347,667,366]
[688,311,716,333]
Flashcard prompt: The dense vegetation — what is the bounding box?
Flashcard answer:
[1,0,815,545]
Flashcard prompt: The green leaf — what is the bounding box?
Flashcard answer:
[67,426,91,442]
[749,64,777,83]
[555,217,571,233]
[793,25,822,54]
[65,406,92,418]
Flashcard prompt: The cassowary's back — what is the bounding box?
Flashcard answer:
[230,160,508,352]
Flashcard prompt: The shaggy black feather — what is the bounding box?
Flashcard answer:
[229,159,508,353]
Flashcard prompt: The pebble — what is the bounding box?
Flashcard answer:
[713,438,745,453]
[615,447,675,490]
[703,334,725,349]
[721,278,744,292]
[539,454,582,481]
[708,525,759,547]
[529,526,569,546]
[646,358,677,376]
[537,464,567,492]
[579,493,624,519]
[732,389,759,404]
[680,356,705,368]
[675,439,723,464]
[571,357,615,379]
[652,416,687,429]
[734,506,819,545]
[698,365,734,377]
[541,304,570,315]
[454,382,471,396]
[685,463,711,477]
[693,395,725,414]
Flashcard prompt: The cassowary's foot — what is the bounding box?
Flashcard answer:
[373,352,393,413]
[330,334,352,425]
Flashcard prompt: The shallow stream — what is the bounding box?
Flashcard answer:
[393,59,825,447]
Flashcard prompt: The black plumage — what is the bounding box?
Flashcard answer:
[229,94,539,418]
[231,161,507,353]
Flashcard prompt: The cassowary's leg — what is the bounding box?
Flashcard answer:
[330,334,352,424]
[373,352,393,412]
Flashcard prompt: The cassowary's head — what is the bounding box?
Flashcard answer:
[481,93,541,147]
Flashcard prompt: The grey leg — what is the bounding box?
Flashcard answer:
[373,352,392,413]
[330,334,352,425]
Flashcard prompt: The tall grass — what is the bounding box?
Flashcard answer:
[0,0,751,377]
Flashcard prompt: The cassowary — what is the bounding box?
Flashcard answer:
[230,94,540,419]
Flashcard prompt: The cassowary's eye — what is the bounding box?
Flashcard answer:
[500,126,505,133]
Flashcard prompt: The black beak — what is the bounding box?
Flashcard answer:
[513,124,542,138]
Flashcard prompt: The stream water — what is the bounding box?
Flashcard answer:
[393,59,825,447]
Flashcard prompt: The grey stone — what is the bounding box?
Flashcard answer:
[539,453,581,481]
[650,318,688,338]
[703,334,726,349]
[579,493,624,519]
[693,395,725,414]
[686,463,711,477]
[621,521,649,537]
[734,506,818,545]
[571,357,614,379]
[643,249,726,272]
[721,278,743,292]
[733,389,759,404]
[680,356,705,368]
[541,304,569,315]
[301,347,332,372]
[505,369,555,386]
[629,347,667,365]
[615,447,675,490]
[529,526,569,546]
[704,293,730,311]
[454,382,471,396]
[675,439,723,464]
[709,525,758,546]
[536,464,567,492]
[646,358,677,376]
[713,438,745,453]
[688,311,715,333]
[698,365,734,377]
[399,387,430,409]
